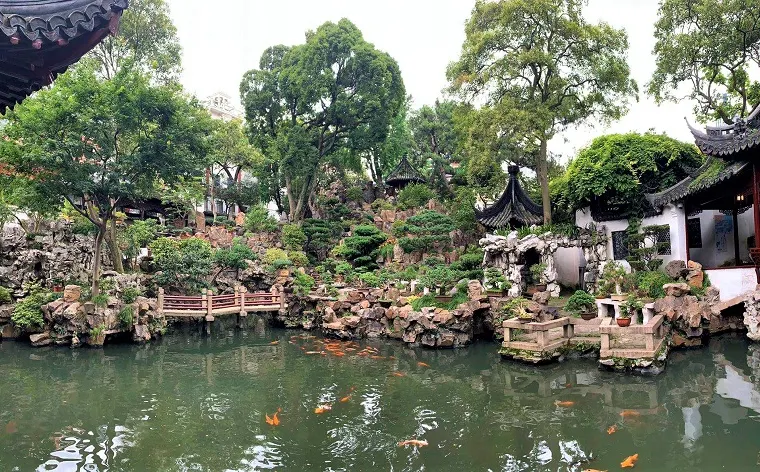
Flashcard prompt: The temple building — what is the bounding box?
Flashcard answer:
[475,165,543,230]
[0,0,127,111]
[385,155,426,195]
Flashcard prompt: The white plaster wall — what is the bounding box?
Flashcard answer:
[575,204,687,264]
[689,208,755,268]
[554,246,582,288]
[705,268,757,301]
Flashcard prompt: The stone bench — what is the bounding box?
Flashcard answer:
[595,298,655,325]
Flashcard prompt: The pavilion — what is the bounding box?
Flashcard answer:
[475,165,543,230]
[385,155,426,195]
[0,0,127,111]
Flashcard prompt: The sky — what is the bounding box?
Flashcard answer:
[168,0,698,162]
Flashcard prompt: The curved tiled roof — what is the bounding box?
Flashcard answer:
[385,155,426,187]
[475,165,543,229]
[0,0,128,111]
[686,103,760,157]
[646,156,749,208]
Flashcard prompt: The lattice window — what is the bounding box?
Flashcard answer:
[612,231,628,260]
[687,218,702,249]
[655,226,671,255]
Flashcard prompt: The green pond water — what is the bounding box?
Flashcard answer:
[2,323,760,472]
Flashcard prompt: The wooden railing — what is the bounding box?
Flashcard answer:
[158,286,284,318]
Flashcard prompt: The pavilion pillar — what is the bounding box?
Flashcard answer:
[733,206,740,266]
[684,202,691,263]
[753,163,760,281]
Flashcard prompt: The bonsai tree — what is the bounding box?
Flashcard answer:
[620,296,643,322]
[530,263,548,286]
[419,265,461,295]
[599,261,629,295]
[565,290,597,317]
[484,267,510,293]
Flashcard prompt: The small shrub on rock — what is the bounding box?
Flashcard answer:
[293,272,315,296]
[215,238,257,271]
[244,205,278,233]
[122,287,141,304]
[565,290,596,316]
[395,211,454,255]
[264,248,289,265]
[288,251,309,268]
[636,271,672,299]
[0,286,11,304]
[11,284,51,330]
[119,306,134,327]
[397,183,435,210]
[359,272,381,288]
[282,224,307,251]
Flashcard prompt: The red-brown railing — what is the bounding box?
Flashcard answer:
[158,287,283,316]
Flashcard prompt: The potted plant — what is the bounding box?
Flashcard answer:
[565,290,597,321]
[618,296,643,327]
[484,268,510,296]
[530,263,548,292]
[600,262,629,301]
[595,279,614,299]
[51,278,64,293]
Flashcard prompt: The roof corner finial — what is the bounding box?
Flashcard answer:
[507,165,520,176]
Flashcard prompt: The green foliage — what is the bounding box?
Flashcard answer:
[11,284,51,330]
[620,296,643,319]
[484,267,510,292]
[214,238,257,271]
[565,290,596,316]
[293,272,315,296]
[92,293,109,307]
[409,100,461,158]
[419,266,462,293]
[530,263,547,285]
[241,19,406,221]
[282,224,307,251]
[62,201,97,235]
[410,292,469,311]
[0,286,10,304]
[122,287,141,304]
[120,219,159,266]
[302,219,342,261]
[150,237,214,293]
[396,211,454,254]
[517,224,579,239]
[119,306,134,327]
[288,251,309,268]
[264,248,289,265]
[648,0,760,123]
[625,219,669,272]
[335,225,388,271]
[358,272,381,288]
[371,199,394,212]
[396,184,435,210]
[270,259,293,271]
[636,271,672,299]
[244,205,279,233]
[448,187,478,233]
[560,133,703,218]
[448,0,637,223]
[99,278,116,294]
[345,187,364,204]
[451,249,485,281]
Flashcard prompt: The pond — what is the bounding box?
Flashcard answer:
[1,322,760,471]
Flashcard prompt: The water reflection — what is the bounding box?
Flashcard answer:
[1,332,760,470]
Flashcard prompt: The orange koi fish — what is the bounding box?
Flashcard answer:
[357,352,368,357]
[269,341,279,346]
[332,351,346,357]
[398,439,429,448]
[607,425,617,435]
[265,411,280,426]
[417,362,430,368]
[620,410,641,418]
[391,372,405,377]
[555,400,575,407]
[371,355,385,360]
[621,454,638,468]
[314,404,333,414]
[340,395,352,403]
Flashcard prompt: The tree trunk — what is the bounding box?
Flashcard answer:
[537,138,552,224]
[92,226,107,297]
[106,220,124,273]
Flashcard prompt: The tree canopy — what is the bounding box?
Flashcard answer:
[556,132,704,219]
[648,0,760,123]
[0,66,213,294]
[448,0,638,223]
[241,19,406,221]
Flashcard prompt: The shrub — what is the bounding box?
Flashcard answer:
[359,272,381,288]
[122,287,141,304]
[451,249,484,280]
[419,266,462,294]
[11,285,51,330]
[335,262,353,276]
[636,271,672,299]
[264,248,289,265]
[397,183,435,210]
[293,272,315,296]
[565,290,596,316]
[371,199,394,211]
[244,205,278,233]
[0,286,11,304]
[119,306,134,327]
[396,211,454,255]
[484,267,510,292]
[150,237,214,294]
[215,238,257,271]
[99,278,116,294]
[288,251,309,268]
[345,186,364,204]
[303,219,341,261]
[92,293,109,307]
[334,225,388,271]
[270,259,293,271]
[282,224,307,251]
[448,187,478,233]
[120,219,159,266]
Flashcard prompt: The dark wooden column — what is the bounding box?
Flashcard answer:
[733,206,741,266]
[753,163,760,280]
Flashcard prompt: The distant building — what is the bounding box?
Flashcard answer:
[202,92,243,122]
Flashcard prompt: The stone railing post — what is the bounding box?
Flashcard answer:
[535,329,547,348]
[601,332,610,351]
[239,286,247,314]
[206,288,213,316]
[504,326,512,342]
[563,320,574,340]
[157,287,164,315]
[646,332,655,351]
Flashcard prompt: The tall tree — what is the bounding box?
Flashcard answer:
[87,0,181,83]
[648,0,760,123]
[409,100,460,159]
[241,19,406,222]
[0,66,212,295]
[363,102,413,186]
[448,0,637,223]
